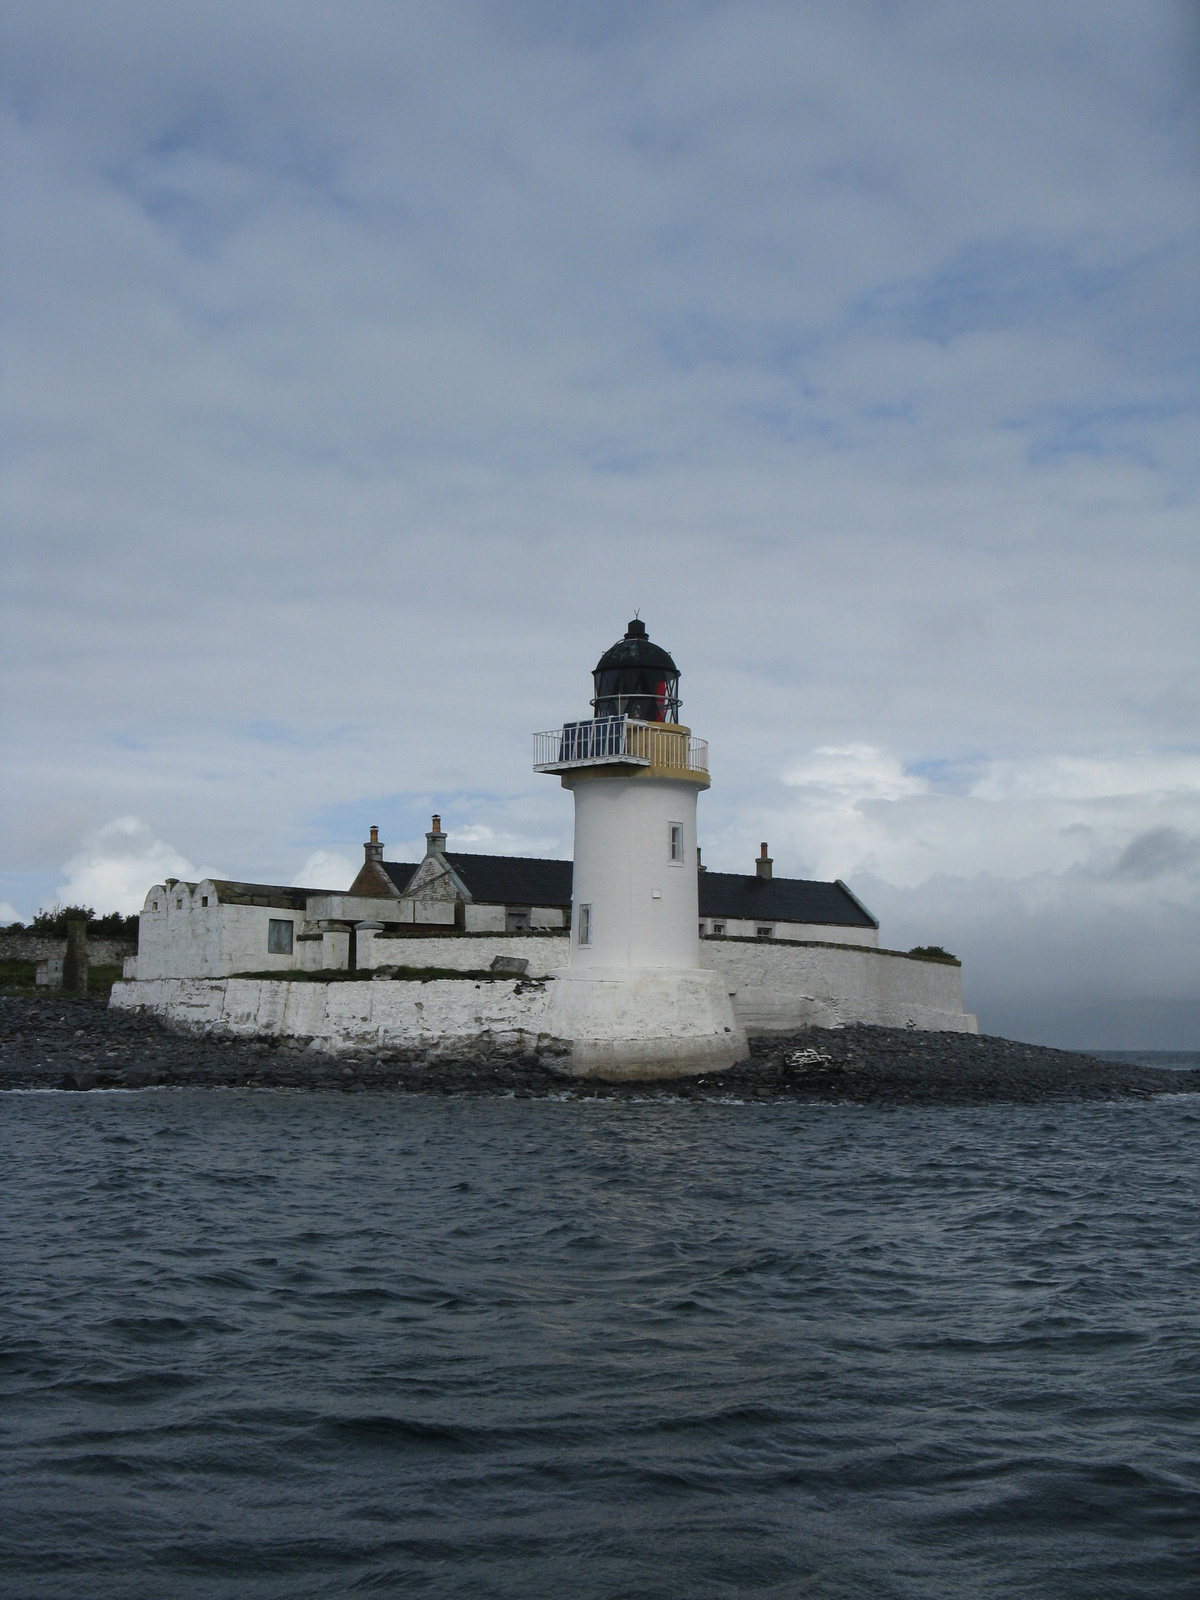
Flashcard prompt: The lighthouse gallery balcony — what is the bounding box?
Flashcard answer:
[533,718,708,776]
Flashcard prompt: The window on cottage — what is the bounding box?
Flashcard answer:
[268,919,294,955]
[577,904,592,946]
[756,926,773,939]
[152,900,159,911]
[712,923,726,937]
[176,898,183,909]
[668,822,684,863]
[506,907,531,933]
[201,896,209,907]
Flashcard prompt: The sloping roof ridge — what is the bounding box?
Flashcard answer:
[445,849,571,862]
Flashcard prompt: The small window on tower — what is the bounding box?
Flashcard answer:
[577,904,592,946]
[176,898,182,909]
[268,919,294,955]
[201,896,208,907]
[668,822,684,863]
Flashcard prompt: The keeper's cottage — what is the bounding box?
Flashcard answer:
[117,620,975,1071]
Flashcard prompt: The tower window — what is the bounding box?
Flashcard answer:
[668,822,684,863]
[577,904,592,946]
[268,919,294,955]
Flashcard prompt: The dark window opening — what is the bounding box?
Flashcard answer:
[268,919,294,955]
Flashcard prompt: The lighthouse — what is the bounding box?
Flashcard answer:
[534,619,746,1076]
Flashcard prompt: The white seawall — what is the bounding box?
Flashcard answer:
[111,976,558,1056]
[701,939,977,1034]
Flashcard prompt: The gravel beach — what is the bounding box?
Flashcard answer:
[1,993,1195,1102]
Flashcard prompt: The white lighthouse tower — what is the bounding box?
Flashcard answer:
[534,619,746,1076]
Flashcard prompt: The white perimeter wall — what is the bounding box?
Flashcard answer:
[111,976,554,1054]
[360,932,568,976]
[701,939,976,1033]
[567,774,700,970]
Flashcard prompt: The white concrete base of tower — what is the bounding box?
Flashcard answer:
[545,965,747,1078]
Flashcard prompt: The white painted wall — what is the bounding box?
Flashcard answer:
[565,773,700,970]
[701,939,976,1033]
[112,975,554,1054]
[359,931,568,976]
[136,880,309,980]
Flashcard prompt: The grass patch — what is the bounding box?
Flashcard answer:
[87,964,124,999]
[0,958,37,991]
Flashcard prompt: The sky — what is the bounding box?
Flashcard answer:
[2,1,1198,1046]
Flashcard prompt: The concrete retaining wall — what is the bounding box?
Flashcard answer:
[700,938,976,1033]
[111,976,557,1055]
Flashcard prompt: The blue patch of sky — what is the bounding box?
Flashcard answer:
[0,870,62,923]
[853,239,1131,347]
[1014,398,1187,469]
[903,755,989,796]
[308,790,546,854]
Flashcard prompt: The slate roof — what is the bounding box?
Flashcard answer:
[380,862,421,895]
[698,873,877,929]
[382,856,574,907]
[380,853,874,927]
[446,853,574,908]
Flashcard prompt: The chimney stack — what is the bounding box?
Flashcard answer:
[364,825,384,867]
[427,813,447,855]
[697,845,706,871]
[756,842,773,880]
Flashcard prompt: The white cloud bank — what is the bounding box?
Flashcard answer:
[54,817,201,915]
[749,743,1200,1047]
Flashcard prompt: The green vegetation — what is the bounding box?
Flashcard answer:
[87,964,124,999]
[0,958,38,991]
[907,945,959,964]
[0,959,123,996]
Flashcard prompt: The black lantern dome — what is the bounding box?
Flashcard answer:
[592,619,681,723]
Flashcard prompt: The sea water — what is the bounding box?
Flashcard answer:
[1,1087,1198,1599]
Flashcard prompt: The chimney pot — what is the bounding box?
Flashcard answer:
[432,813,441,833]
[756,843,773,880]
[369,825,378,844]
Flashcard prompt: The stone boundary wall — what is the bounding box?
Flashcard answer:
[0,932,135,966]
[110,975,557,1056]
[700,937,976,1034]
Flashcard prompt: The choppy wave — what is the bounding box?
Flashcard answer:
[1,1090,1197,1598]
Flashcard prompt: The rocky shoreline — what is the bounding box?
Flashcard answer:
[1,992,1195,1103]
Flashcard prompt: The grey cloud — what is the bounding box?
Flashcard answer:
[1111,826,1200,882]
